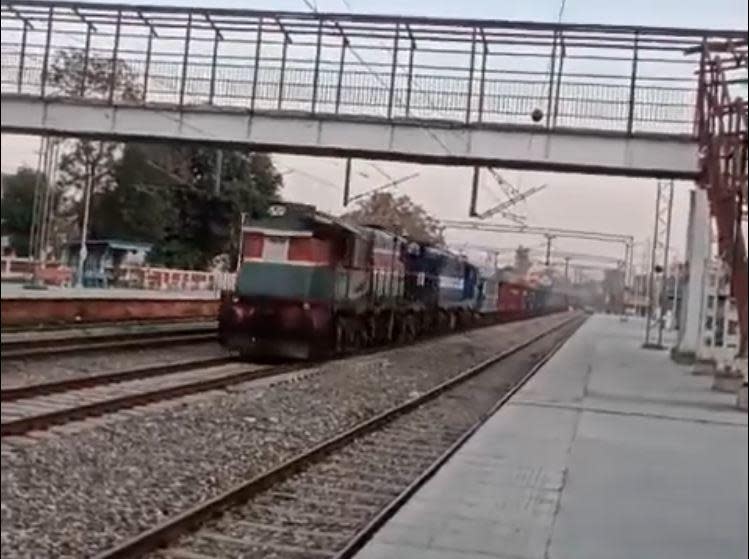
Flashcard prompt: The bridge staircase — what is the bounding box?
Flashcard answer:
[694,39,749,377]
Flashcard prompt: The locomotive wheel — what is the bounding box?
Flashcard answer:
[335,321,346,354]
[354,328,366,350]
[403,315,417,343]
[437,311,448,333]
[348,323,365,351]
[396,318,410,344]
[367,317,378,346]
[386,312,396,342]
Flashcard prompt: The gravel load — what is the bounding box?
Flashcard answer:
[1,342,229,390]
[1,314,572,558]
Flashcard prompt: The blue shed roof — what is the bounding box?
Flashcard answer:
[66,239,152,251]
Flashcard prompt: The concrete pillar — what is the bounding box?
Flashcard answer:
[713,371,744,393]
[673,189,711,364]
[738,382,748,411]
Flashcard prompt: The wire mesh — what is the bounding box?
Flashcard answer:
[1,1,745,135]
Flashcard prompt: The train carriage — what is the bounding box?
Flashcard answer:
[476,271,500,315]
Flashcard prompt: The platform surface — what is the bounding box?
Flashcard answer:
[355,315,748,559]
[1,283,221,300]
[0,320,216,344]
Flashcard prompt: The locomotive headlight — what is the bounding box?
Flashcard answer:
[302,302,311,311]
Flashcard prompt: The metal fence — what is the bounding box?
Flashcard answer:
[2,1,746,135]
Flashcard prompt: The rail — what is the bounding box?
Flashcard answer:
[0,325,216,360]
[0,361,303,437]
[0,355,231,401]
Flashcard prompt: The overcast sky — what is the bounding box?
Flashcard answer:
[2,0,746,275]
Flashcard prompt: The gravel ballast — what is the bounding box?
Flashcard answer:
[1,342,230,390]
[1,314,573,558]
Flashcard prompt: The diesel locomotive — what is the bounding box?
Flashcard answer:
[219,202,568,358]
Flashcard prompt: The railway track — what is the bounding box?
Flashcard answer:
[0,317,217,334]
[96,313,585,559]
[1,312,573,438]
[0,359,304,437]
[0,323,217,361]
[0,355,233,402]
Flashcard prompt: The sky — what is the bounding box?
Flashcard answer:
[2,0,747,275]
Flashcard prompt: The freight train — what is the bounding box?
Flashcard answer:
[219,202,570,358]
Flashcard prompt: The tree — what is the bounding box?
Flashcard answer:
[1,167,45,257]
[49,49,140,241]
[342,191,444,245]
[136,146,283,270]
[88,144,177,243]
[37,48,283,270]
[49,48,140,100]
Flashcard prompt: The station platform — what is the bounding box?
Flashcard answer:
[356,315,748,559]
[1,283,220,300]
[0,319,215,344]
[1,283,223,327]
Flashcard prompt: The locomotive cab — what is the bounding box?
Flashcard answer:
[219,203,345,358]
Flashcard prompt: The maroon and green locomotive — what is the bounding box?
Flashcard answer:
[219,202,413,358]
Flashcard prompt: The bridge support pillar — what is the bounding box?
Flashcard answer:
[722,356,747,411]
[712,365,744,393]
[692,358,716,376]
[737,379,748,411]
[673,189,711,364]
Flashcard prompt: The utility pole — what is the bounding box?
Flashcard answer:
[657,181,675,346]
[342,158,352,207]
[214,150,223,195]
[469,166,480,217]
[670,261,680,331]
[544,234,554,266]
[38,138,59,272]
[75,162,94,288]
[75,140,103,288]
[644,179,674,349]
[236,212,247,273]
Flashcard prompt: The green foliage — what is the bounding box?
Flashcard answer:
[342,191,444,245]
[49,48,140,241]
[1,145,283,269]
[1,168,46,257]
[6,49,282,270]
[115,145,282,270]
[88,145,176,244]
[49,48,140,100]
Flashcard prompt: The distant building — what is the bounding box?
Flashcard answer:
[514,246,532,276]
[603,268,626,314]
[698,260,740,364]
